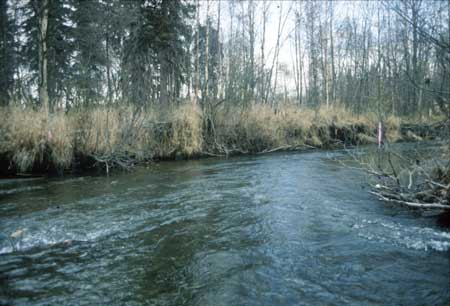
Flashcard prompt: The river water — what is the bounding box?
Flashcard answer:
[0,145,449,305]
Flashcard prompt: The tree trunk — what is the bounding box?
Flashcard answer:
[204,0,209,102]
[194,0,200,106]
[106,34,112,105]
[329,0,336,104]
[216,0,222,101]
[293,8,301,104]
[38,0,50,114]
[159,50,168,107]
[260,0,267,103]
[411,0,420,117]
[248,0,255,102]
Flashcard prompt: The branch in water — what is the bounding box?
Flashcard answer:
[370,191,450,210]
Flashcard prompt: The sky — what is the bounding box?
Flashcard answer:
[195,0,372,93]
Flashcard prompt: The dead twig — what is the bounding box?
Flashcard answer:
[370,191,450,210]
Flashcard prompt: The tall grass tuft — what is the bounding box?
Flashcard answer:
[0,107,75,172]
[0,103,404,174]
[384,115,402,142]
[170,103,203,156]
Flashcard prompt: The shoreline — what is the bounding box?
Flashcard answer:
[0,126,437,178]
[0,104,444,177]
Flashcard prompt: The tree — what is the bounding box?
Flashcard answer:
[0,0,16,106]
[72,0,107,106]
[37,0,49,114]
[122,0,193,108]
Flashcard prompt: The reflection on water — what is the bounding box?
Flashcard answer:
[0,143,449,305]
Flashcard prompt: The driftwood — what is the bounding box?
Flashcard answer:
[336,146,450,211]
[370,190,450,210]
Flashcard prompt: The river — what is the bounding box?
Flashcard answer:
[1,145,449,305]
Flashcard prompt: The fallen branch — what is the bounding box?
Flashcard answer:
[258,144,317,154]
[336,145,450,212]
[426,179,450,190]
[202,151,226,157]
[370,191,450,210]
[258,145,293,154]
[88,152,134,173]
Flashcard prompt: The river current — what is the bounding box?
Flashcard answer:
[1,145,449,305]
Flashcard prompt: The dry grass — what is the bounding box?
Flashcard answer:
[73,107,144,157]
[214,104,380,151]
[384,115,402,142]
[0,107,71,172]
[0,104,204,172]
[170,103,203,156]
[48,111,74,169]
[0,103,402,173]
[71,104,203,160]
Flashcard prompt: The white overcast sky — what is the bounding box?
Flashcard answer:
[196,0,372,91]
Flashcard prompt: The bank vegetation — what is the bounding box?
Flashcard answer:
[0,103,405,175]
[0,0,449,176]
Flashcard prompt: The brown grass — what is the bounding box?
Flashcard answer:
[170,103,203,156]
[0,103,402,173]
[384,115,402,142]
[0,107,72,172]
[214,104,380,151]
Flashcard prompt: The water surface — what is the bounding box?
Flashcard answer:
[1,145,449,305]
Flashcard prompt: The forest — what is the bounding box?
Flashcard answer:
[1,1,450,304]
[0,0,449,173]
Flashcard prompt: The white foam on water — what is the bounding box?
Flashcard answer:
[0,185,44,195]
[353,218,450,252]
[0,224,123,255]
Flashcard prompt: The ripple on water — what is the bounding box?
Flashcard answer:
[0,226,108,254]
[0,146,449,305]
[0,185,45,196]
[353,218,450,252]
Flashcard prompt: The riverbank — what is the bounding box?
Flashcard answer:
[0,103,436,176]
